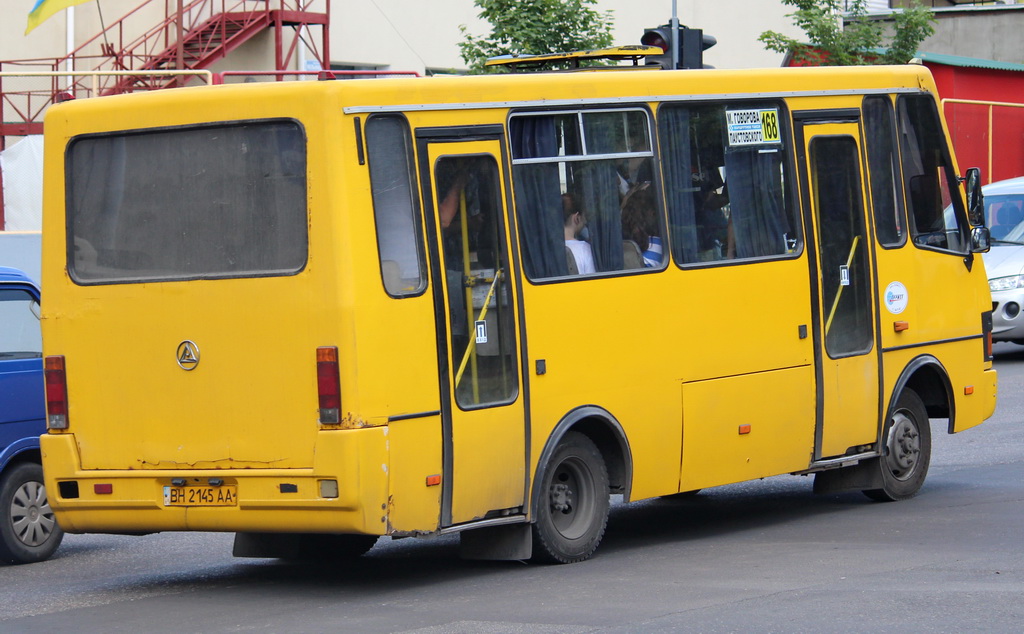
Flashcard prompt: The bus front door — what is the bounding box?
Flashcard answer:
[797,119,881,460]
[420,138,526,527]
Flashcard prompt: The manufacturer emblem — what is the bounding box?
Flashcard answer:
[176,340,200,371]
[883,281,909,315]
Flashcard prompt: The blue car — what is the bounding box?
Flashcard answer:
[0,266,63,564]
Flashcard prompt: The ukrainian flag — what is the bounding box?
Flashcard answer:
[25,0,96,35]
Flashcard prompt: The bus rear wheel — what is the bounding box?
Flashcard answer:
[863,388,932,502]
[532,432,609,564]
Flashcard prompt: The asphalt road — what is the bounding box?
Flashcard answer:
[2,345,1022,633]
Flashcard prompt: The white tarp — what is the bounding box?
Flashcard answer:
[0,135,44,231]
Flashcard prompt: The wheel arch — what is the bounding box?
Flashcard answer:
[530,405,633,519]
[889,354,955,435]
[0,441,42,476]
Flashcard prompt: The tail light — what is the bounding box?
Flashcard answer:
[45,355,69,430]
[317,346,341,424]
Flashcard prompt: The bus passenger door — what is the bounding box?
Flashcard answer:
[419,137,526,527]
[796,120,881,460]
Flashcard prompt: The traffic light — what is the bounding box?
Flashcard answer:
[641,24,717,70]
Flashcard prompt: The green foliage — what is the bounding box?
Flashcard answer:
[759,0,935,66]
[459,0,615,73]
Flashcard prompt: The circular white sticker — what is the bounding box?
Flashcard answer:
[884,281,909,314]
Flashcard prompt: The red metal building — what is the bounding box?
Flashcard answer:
[918,52,1024,184]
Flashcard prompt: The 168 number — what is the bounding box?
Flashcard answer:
[760,110,780,141]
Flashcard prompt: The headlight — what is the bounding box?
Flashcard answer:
[989,275,1024,292]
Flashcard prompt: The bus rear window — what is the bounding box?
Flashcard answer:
[66,120,308,284]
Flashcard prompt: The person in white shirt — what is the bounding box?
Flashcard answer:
[563,194,595,274]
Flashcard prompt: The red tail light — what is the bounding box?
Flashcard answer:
[317,347,341,424]
[45,355,69,430]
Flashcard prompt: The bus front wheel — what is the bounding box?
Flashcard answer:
[863,388,932,502]
[532,432,610,564]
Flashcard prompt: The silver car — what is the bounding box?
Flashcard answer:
[982,176,1024,343]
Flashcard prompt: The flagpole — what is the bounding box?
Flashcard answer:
[66,7,74,89]
[96,1,110,56]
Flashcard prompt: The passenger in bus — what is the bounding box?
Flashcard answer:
[439,166,470,230]
[439,164,496,267]
[621,182,663,267]
[436,162,475,350]
[563,194,596,274]
[693,169,734,260]
[617,157,653,197]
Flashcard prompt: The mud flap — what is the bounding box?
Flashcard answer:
[459,523,532,560]
[813,458,884,494]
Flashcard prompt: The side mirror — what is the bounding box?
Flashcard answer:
[965,167,984,225]
[971,225,991,253]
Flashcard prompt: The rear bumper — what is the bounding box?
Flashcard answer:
[40,428,389,535]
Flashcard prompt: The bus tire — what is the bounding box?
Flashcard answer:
[532,432,609,564]
[0,462,64,565]
[863,388,932,502]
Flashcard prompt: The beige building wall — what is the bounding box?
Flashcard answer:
[918,6,1024,64]
[7,1,165,70]
[333,0,802,72]
[4,1,801,75]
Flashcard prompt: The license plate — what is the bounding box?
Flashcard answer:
[163,485,238,507]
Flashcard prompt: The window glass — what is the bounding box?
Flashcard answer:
[67,120,307,284]
[583,111,652,155]
[434,156,518,408]
[986,195,1024,244]
[0,289,41,359]
[810,137,873,358]
[896,94,967,253]
[366,116,426,295]
[510,109,664,280]
[863,96,905,246]
[659,103,799,265]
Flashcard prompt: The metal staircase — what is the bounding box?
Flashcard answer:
[1,0,330,139]
[101,0,331,94]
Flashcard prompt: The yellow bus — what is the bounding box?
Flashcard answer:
[40,62,996,564]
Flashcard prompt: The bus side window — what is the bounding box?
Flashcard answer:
[366,115,427,295]
[896,94,968,253]
[659,103,798,265]
[510,109,664,279]
[863,96,906,247]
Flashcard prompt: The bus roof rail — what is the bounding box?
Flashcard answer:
[484,46,664,72]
